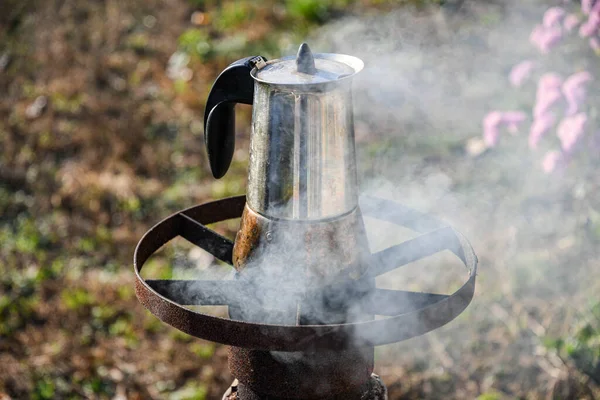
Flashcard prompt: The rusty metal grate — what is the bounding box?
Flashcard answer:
[133,195,477,352]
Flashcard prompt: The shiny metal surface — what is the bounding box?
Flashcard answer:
[252,52,363,86]
[247,78,360,220]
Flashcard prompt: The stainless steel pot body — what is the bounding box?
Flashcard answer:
[247,79,359,220]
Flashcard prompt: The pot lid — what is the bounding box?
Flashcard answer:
[252,43,363,85]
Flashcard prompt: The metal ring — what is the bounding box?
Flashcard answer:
[134,195,477,351]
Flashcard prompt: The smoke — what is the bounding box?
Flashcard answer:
[302,1,599,394]
[159,0,600,396]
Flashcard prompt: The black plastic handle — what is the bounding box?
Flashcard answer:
[204,56,267,179]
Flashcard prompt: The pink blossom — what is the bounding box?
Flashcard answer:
[557,113,587,153]
[563,71,593,90]
[564,14,581,32]
[591,36,600,52]
[534,88,562,117]
[582,0,596,15]
[529,113,556,149]
[538,73,563,92]
[484,111,502,130]
[542,151,565,173]
[564,87,587,115]
[562,71,593,115]
[534,74,563,117]
[544,7,566,27]
[530,25,563,53]
[503,111,528,134]
[483,112,503,147]
[530,24,544,41]
[509,60,535,87]
[579,20,599,37]
[579,13,600,37]
[484,125,500,147]
[482,111,528,146]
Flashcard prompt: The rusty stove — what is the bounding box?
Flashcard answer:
[133,44,477,399]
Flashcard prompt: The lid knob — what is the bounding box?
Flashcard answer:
[296,43,317,75]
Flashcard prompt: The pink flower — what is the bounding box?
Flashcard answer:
[484,125,500,147]
[503,111,528,134]
[530,25,563,53]
[482,111,528,146]
[579,13,600,37]
[562,71,593,115]
[484,111,502,129]
[579,20,599,37]
[542,151,565,173]
[564,14,581,32]
[538,73,563,92]
[534,74,563,117]
[564,90,586,115]
[591,37,600,52]
[483,112,503,147]
[544,7,566,28]
[582,0,596,15]
[529,113,556,149]
[530,25,545,46]
[563,71,593,89]
[509,60,536,87]
[534,88,562,117]
[557,113,587,153]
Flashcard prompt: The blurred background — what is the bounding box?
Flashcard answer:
[1,0,599,398]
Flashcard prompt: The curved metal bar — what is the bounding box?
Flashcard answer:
[134,195,477,352]
[360,289,449,316]
[178,213,234,265]
[360,195,447,233]
[145,278,449,317]
[146,280,241,306]
[180,195,245,222]
[368,227,458,277]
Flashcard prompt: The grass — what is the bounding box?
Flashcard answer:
[543,301,600,386]
[176,0,442,64]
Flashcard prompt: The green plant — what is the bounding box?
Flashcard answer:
[178,28,212,60]
[0,291,38,336]
[170,381,208,400]
[32,377,55,400]
[126,32,149,53]
[189,342,215,359]
[82,377,114,397]
[61,288,94,311]
[213,2,253,32]
[286,0,331,23]
[170,329,194,343]
[50,92,84,114]
[476,391,503,400]
[14,217,43,254]
[544,302,600,385]
[143,311,165,334]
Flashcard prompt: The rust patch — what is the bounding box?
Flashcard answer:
[232,205,371,285]
[233,205,266,271]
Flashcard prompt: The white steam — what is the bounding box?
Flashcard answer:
[162,1,599,397]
